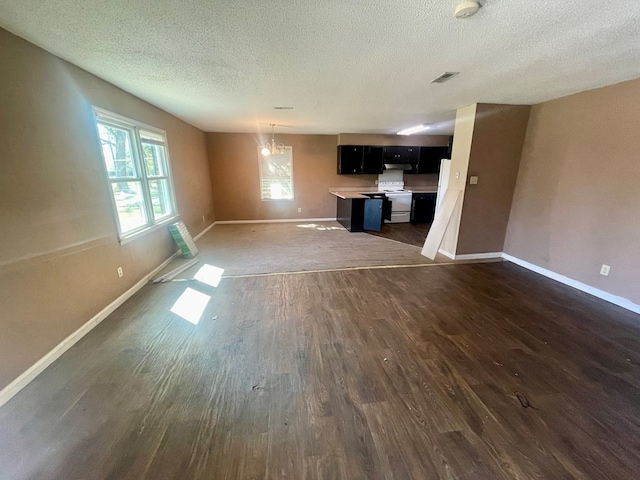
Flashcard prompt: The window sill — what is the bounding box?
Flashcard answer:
[261,198,295,202]
[119,215,180,245]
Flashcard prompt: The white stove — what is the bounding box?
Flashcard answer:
[378,182,412,223]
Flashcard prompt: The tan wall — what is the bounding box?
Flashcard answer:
[208,133,367,220]
[338,133,449,147]
[504,78,640,305]
[207,133,448,221]
[0,28,214,390]
[456,104,531,255]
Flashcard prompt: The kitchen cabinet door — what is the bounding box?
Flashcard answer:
[411,193,437,224]
[337,145,364,174]
[383,146,419,164]
[416,147,448,174]
[362,146,383,174]
[363,198,383,231]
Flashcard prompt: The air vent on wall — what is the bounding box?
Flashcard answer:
[273,106,294,110]
[431,72,460,84]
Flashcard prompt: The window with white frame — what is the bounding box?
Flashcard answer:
[258,146,294,200]
[94,108,177,239]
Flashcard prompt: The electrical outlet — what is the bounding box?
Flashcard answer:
[455,171,460,179]
[600,264,610,276]
[469,175,479,185]
[117,267,124,278]
[298,207,302,213]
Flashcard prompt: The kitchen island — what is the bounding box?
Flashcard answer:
[331,187,437,232]
[331,191,378,232]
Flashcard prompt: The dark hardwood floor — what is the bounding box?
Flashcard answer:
[366,222,431,247]
[1,261,639,479]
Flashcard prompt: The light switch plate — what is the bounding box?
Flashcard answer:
[600,264,610,276]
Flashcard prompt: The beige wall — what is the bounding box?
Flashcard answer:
[207,133,448,221]
[505,78,640,305]
[338,133,449,147]
[456,104,531,255]
[0,28,214,390]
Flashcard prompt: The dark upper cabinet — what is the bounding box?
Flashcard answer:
[338,143,451,175]
[412,146,449,174]
[362,146,384,174]
[382,146,420,164]
[337,145,364,174]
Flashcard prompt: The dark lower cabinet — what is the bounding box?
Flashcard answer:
[382,197,392,221]
[411,193,437,224]
[336,197,364,231]
[336,195,390,232]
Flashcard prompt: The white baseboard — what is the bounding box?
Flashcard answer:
[148,251,181,278]
[502,253,640,315]
[215,218,336,225]
[438,248,455,260]
[437,249,503,261]
[193,221,216,240]
[455,252,504,260]
[0,235,199,409]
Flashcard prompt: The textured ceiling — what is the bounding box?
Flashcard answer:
[1,1,640,134]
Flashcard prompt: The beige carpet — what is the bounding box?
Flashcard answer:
[158,221,439,278]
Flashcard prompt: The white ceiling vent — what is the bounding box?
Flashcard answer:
[431,72,460,84]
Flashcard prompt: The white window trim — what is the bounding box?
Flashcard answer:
[258,146,295,202]
[93,107,179,243]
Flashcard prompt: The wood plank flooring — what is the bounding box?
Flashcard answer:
[366,223,431,247]
[1,262,639,479]
[171,222,435,278]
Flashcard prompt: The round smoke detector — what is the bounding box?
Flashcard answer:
[455,1,481,19]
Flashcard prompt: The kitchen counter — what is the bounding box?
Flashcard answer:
[330,186,438,198]
[403,185,438,194]
[330,191,370,199]
[408,188,438,194]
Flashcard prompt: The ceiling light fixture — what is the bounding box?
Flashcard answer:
[261,124,285,156]
[397,124,431,136]
[455,1,481,19]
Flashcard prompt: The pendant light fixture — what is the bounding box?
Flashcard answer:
[261,124,285,156]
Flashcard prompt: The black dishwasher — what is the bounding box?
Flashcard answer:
[411,193,437,224]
